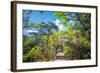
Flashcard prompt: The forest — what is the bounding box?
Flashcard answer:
[22,10,91,62]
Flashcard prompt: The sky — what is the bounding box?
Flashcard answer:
[22,10,85,35]
[28,10,55,24]
[23,10,66,32]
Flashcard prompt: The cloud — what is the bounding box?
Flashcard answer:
[55,19,65,31]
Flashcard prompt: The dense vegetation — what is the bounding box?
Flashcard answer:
[23,10,91,62]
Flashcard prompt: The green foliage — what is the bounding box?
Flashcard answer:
[23,46,46,62]
[66,27,74,40]
[23,11,91,62]
[54,12,68,25]
[23,36,35,54]
[64,46,72,56]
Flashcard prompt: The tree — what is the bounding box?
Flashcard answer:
[23,10,32,28]
[54,11,91,59]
